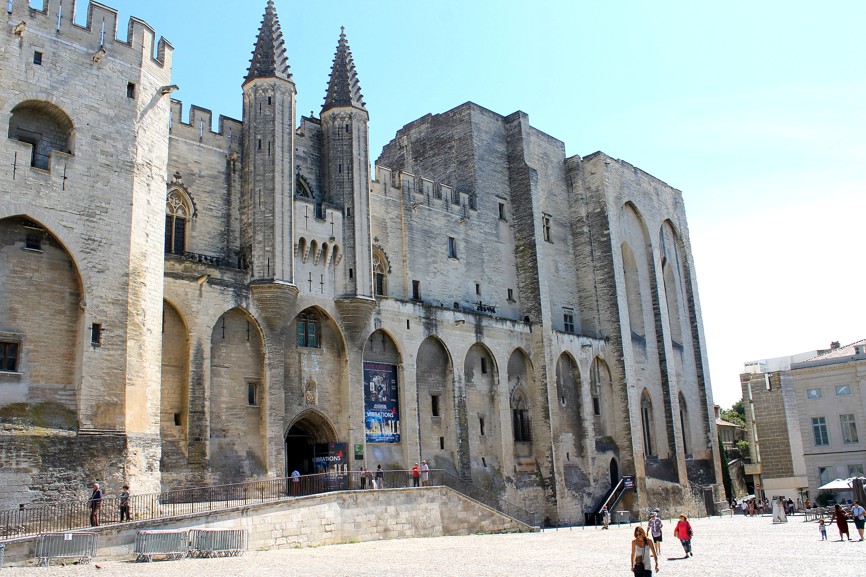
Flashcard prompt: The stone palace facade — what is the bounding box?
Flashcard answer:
[0,1,722,523]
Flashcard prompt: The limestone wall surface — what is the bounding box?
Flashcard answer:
[0,487,533,565]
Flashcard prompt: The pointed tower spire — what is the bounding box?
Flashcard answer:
[245,0,292,84]
[322,27,366,112]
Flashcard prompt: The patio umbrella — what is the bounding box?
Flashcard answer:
[818,478,852,491]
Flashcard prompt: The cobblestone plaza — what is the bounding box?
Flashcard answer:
[3,515,859,576]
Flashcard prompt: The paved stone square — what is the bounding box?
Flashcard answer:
[3,515,861,576]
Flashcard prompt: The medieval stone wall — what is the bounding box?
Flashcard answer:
[0,1,720,524]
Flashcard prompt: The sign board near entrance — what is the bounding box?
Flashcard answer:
[364,362,400,443]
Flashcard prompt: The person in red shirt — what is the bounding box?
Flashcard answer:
[411,463,420,487]
[673,514,693,558]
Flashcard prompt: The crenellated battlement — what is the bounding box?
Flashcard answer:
[169,100,242,152]
[7,1,173,70]
[373,165,476,212]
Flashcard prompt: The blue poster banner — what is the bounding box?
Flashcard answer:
[364,362,400,443]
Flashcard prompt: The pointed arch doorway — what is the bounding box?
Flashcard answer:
[285,410,338,477]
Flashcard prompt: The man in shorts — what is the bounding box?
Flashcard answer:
[647,511,663,554]
[851,500,866,541]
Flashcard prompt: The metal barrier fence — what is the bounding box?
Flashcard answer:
[35,532,98,567]
[1,468,537,539]
[134,530,188,562]
[189,529,246,558]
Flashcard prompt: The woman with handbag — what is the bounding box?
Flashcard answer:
[630,526,659,576]
[673,514,693,558]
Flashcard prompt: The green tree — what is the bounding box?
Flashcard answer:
[721,399,746,428]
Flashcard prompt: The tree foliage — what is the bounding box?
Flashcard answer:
[736,440,750,460]
[721,399,746,428]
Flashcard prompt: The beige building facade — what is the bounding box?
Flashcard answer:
[0,1,721,523]
[741,342,866,502]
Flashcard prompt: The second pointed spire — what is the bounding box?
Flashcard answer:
[322,27,366,112]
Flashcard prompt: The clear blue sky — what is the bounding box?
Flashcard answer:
[75,0,865,408]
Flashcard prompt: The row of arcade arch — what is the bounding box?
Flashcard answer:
[159,299,634,488]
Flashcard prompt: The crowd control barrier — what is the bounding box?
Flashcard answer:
[189,529,247,557]
[134,530,188,562]
[35,532,98,566]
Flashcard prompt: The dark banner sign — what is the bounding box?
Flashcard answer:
[623,476,635,491]
[312,442,347,474]
[364,362,400,443]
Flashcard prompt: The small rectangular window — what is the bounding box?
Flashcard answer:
[564,312,574,334]
[479,416,485,436]
[818,466,833,486]
[91,323,102,346]
[439,437,445,450]
[542,215,552,243]
[33,51,43,65]
[812,417,829,446]
[499,202,506,221]
[807,388,823,400]
[480,357,487,374]
[431,394,440,417]
[593,396,601,416]
[0,342,20,372]
[507,288,514,302]
[849,464,865,477]
[447,237,458,259]
[248,382,259,406]
[835,384,852,396]
[346,207,353,217]
[841,414,859,444]
[481,457,487,467]
[412,280,421,301]
[127,82,136,99]
[25,231,42,251]
[475,283,480,295]
[268,96,272,105]
[173,413,181,426]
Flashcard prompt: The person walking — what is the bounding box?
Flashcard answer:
[119,484,131,522]
[88,482,103,527]
[411,463,420,487]
[630,526,659,576]
[831,503,852,541]
[851,501,865,541]
[647,511,663,554]
[601,506,610,529]
[673,514,693,558]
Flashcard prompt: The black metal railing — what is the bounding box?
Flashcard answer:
[1,469,536,540]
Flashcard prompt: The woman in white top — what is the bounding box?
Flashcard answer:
[631,526,660,576]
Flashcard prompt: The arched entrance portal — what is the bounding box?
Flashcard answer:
[610,458,619,486]
[285,410,338,476]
